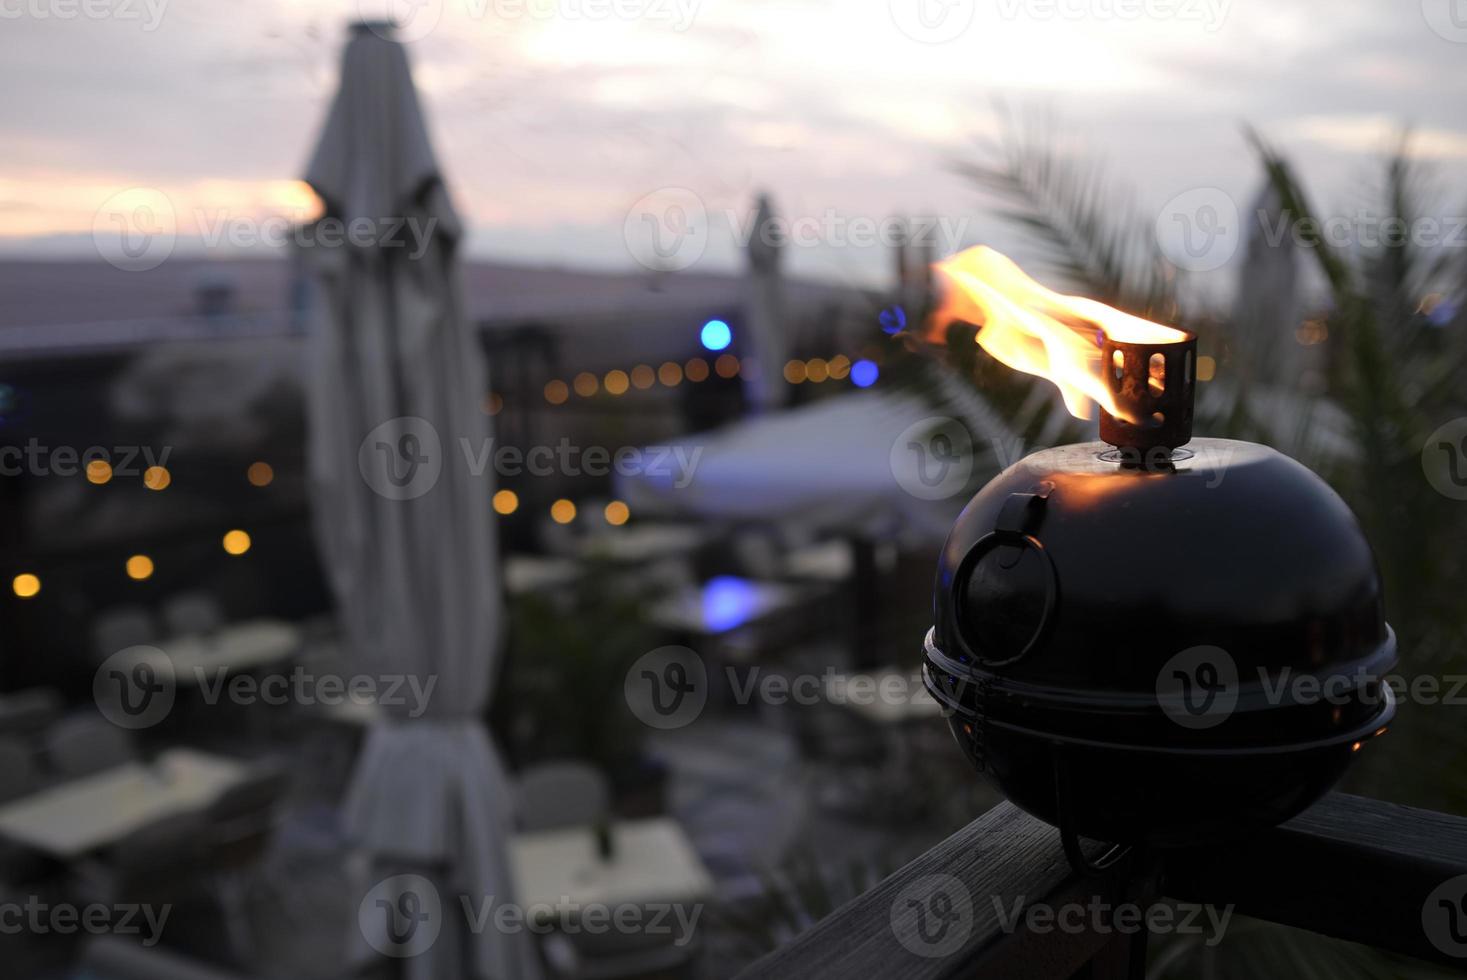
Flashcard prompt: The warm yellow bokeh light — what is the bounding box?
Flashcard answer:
[143,466,171,491]
[573,372,599,397]
[1196,355,1217,382]
[783,360,807,384]
[247,461,274,487]
[550,498,577,524]
[86,459,113,485]
[630,365,656,390]
[658,361,683,387]
[829,355,851,380]
[278,180,325,222]
[11,574,40,599]
[1295,319,1328,346]
[126,554,155,580]
[685,358,709,382]
[715,354,740,379]
[222,529,252,556]
[806,357,829,383]
[544,380,570,405]
[604,500,630,526]
[493,489,520,515]
[604,370,630,396]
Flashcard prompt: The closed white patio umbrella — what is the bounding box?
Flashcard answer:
[302,23,540,980]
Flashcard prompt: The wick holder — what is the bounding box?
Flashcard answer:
[1099,333,1197,452]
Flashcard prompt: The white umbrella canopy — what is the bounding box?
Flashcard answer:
[302,24,540,980]
[616,389,1014,542]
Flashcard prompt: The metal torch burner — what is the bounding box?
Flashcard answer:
[922,328,1396,872]
[1098,331,1198,459]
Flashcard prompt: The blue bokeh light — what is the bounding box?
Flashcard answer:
[702,575,760,632]
[879,306,907,334]
[700,319,732,351]
[850,359,879,388]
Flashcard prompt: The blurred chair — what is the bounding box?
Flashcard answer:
[0,687,64,737]
[730,527,783,580]
[162,592,225,637]
[0,737,51,886]
[75,935,245,980]
[517,761,610,832]
[542,908,702,980]
[538,515,581,557]
[787,695,889,818]
[45,714,137,778]
[203,762,289,870]
[201,761,291,960]
[92,606,158,658]
[70,811,209,909]
[0,737,39,803]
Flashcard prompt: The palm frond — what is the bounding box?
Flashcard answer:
[954,117,1178,320]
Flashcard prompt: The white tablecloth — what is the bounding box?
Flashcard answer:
[510,817,713,913]
[0,749,249,857]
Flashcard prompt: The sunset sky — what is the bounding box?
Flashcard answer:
[3,0,1465,289]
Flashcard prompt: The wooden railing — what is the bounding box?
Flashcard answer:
[733,793,1467,979]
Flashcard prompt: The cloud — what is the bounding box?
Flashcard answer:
[0,0,1464,287]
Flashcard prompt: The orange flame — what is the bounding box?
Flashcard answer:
[929,246,1187,422]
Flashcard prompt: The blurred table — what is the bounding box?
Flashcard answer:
[0,749,248,858]
[505,554,585,596]
[511,817,713,912]
[115,618,300,687]
[781,540,854,583]
[647,577,806,636]
[579,525,706,565]
[0,687,63,735]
